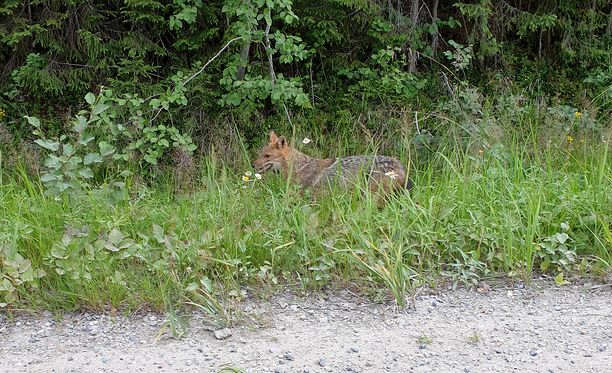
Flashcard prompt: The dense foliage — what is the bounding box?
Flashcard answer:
[1,1,610,146]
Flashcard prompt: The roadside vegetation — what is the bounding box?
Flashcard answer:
[0,1,610,317]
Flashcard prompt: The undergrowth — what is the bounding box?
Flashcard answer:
[1,129,610,315]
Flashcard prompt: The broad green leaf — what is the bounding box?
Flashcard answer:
[83,152,103,165]
[34,139,60,151]
[63,144,75,157]
[79,168,94,179]
[50,244,67,259]
[0,278,14,292]
[92,103,109,116]
[25,115,41,127]
[85,92,96,105]
[108,228,126,247]
[200,276,213,293]
[152,224,164,243]
[555,233,569,244]
[78,135,95,146]
[99,141,116,156]
[40,173,58,182]
[74,116,88,133]
[554,272,567,285]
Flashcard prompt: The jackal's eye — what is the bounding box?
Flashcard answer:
[264,154,270,158]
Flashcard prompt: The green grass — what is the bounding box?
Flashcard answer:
[0,133,610,315]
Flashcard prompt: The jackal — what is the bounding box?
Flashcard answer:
[252,131,412,194]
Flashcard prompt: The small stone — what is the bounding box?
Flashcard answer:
[101,357,111,364]
[598,345,607,352]
[283,353,294,361]
[67,357,74,361]
[351,347,359,353]
[317,358,326,367]
[419,344,427,350]
[553,305,562,311]
[529,350,538,357]
[213,328,232,340]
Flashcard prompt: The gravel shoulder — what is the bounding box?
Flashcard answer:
[1,282,611,373]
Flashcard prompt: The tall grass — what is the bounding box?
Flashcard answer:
[1,125,609,313]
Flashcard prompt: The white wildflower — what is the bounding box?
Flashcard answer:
[302,137,311,145]
[254,173,262,180]
[384,170,398,180]
[245,171,252,177]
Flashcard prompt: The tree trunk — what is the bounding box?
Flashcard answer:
[264,24,276,84]
[236,42,251,80]
[431,0,439,57]
[607,5,612,35]
[408,0,420,73]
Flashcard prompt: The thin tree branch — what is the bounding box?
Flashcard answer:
[151,36,242,123]
[263,24,276,84]
[183,36,242,86]
[262,23,293,127]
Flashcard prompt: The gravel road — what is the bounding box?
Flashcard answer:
[1,281,611,373]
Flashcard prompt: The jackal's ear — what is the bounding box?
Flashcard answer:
[275,136,287,149]
[269,131,278,144]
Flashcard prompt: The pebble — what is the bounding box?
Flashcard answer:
[529,350,538,357]
[597,344,607,352]
[213,328,232,340]
[317,358,326,367]
[283,353,294,361]
[350,347,359,353]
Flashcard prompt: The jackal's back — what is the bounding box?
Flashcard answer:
[313,155,409,191]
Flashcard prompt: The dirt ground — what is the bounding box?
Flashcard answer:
[1,281,611,373]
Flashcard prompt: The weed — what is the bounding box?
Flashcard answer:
[417,333,433,345]
[467,331,481,344]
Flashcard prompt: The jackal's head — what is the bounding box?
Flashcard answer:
[252,131,289,172]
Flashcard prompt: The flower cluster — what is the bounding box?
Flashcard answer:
[0,108,6,120]
[242,171,262,185]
